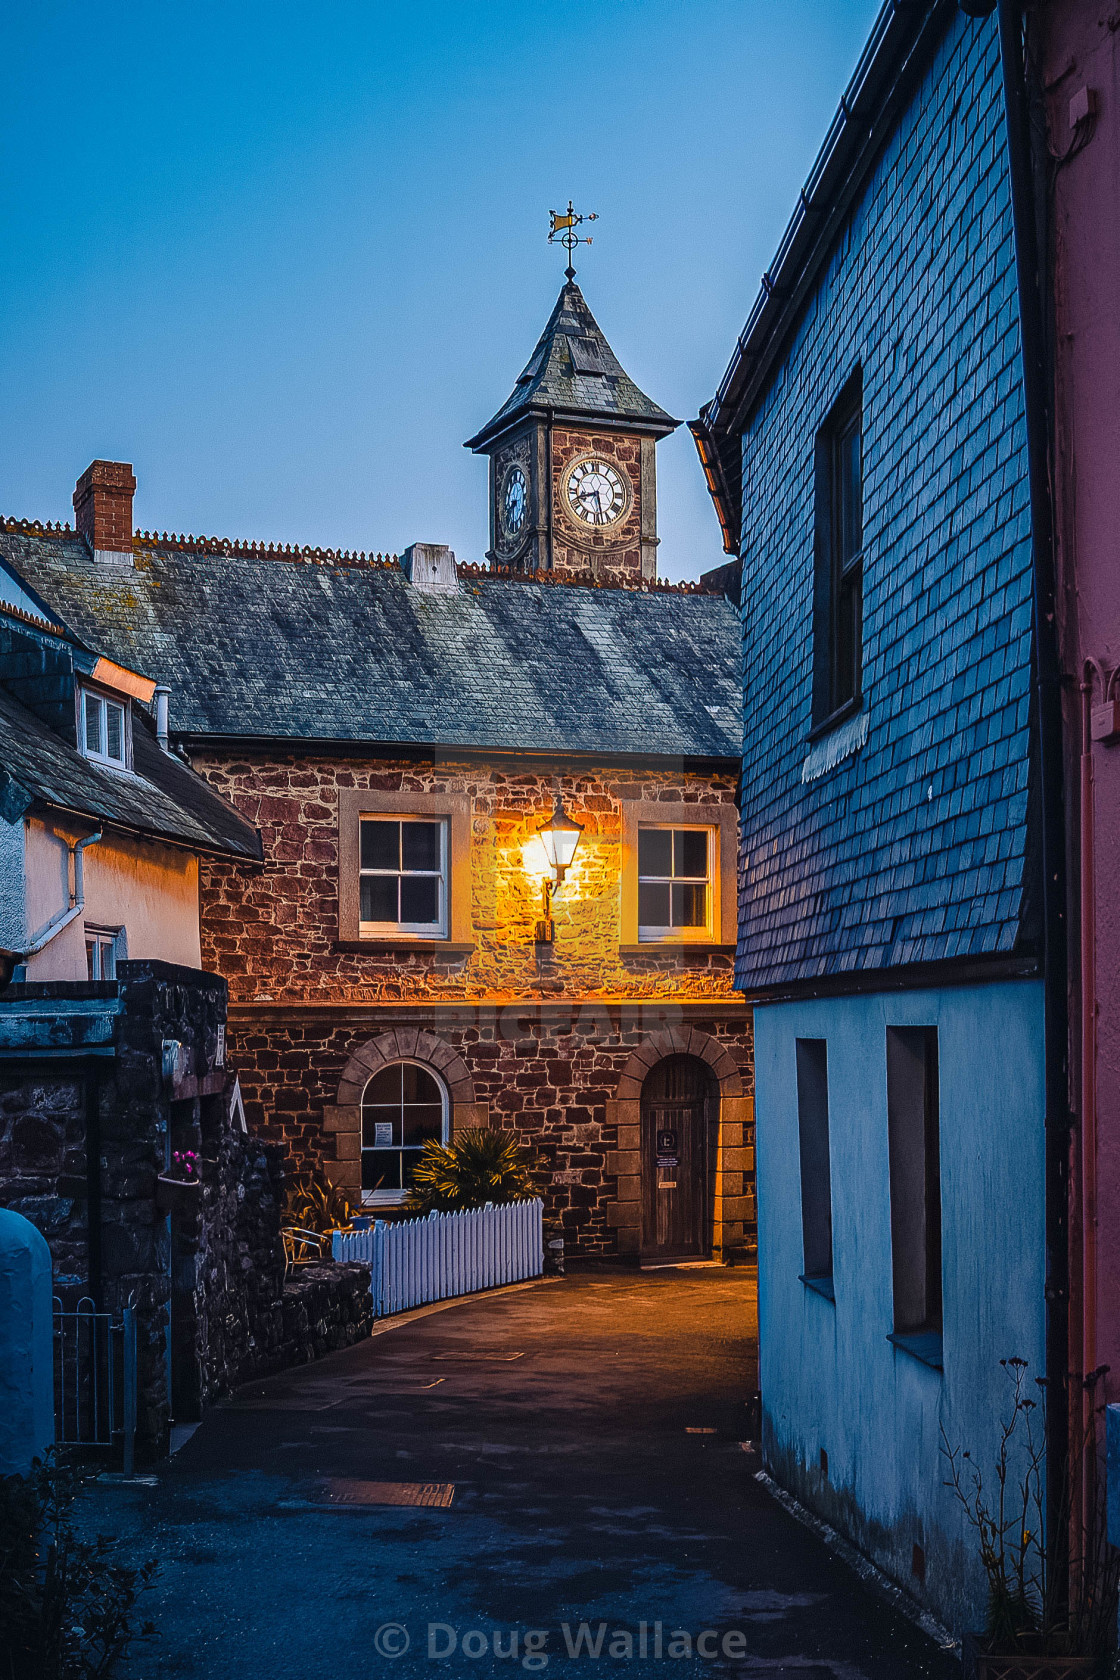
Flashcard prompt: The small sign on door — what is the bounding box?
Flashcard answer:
[656,1128,679,1168]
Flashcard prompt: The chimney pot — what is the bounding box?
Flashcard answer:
[153,685,171,752]
[73,461,136,565]
[401,543,458,594]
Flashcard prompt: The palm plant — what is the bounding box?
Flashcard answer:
[405,1128,543,1215]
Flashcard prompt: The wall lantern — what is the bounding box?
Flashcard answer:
[534,797,584,943]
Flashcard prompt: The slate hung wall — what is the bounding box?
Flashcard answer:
[737,17,1036,987]
[730,11,1046,1637]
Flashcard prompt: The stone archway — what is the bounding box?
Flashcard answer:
[606,1026,750,1262]
[322,1029,488,1203]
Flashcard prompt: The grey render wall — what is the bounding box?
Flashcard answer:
[735,11,1036,991]
[753,977,1046,1637]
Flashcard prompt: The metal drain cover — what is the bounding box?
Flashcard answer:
[323,1480,455,1508]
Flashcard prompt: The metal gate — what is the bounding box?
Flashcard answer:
[53,1298,137,1473]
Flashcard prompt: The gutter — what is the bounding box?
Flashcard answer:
[996,0,1071,1555]
[175,735,743,774]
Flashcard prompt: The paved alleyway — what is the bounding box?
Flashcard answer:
[94,1269,956,1680]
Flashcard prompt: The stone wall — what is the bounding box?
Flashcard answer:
[0,961,374,1455]
[279,1264,373,1366]
[193,754,739,1005]
[0,1068,90,1297]
[189,751,754,1260]
[172,1118,371,1411]
[229,1000,754,1257]
[170,1120,287,1417]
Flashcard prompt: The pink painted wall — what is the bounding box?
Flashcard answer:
[1042,3,1120,1398]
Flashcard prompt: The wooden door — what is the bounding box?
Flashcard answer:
[640,1056,710,1259]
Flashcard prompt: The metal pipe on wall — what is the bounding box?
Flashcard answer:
[997,0,1072,1553]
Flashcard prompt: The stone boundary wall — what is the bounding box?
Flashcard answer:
[0,963,374,1457]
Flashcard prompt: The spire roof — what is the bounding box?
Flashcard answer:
[465,280,679,451]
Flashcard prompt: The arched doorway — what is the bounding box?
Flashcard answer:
[640,1055,715,1260]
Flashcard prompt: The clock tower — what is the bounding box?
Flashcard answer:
[465,281,679,586]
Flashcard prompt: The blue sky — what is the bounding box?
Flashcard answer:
[0,1,880,582]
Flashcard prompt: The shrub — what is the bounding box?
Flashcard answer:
[942,1358,1119,1659]
[405,1129,543,1215]
[0,1451,157,1679]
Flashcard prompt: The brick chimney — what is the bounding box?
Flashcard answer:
[73,460,136,564]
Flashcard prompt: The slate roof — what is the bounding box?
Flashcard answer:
[0,676,262,859]
[465,281,679,451]
[0,532,742,762]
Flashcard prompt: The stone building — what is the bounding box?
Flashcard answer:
[2,282,754,1263]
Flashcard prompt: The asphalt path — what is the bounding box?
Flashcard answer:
[88,1266,959,1680]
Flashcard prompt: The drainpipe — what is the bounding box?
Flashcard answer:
[85,1073,102,1307]
[997,0,1071,1555]
[154,686,171,753]
[1079,667,1098,1394]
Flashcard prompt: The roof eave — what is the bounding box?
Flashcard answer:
[175,731,740,771]
[28,793,263,864]
[465,401,681,454]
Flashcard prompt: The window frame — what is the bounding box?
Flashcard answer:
[360,1058,449,1208]
[795,1038,834,1298]
[810,367,864,738]
[337,788,472,948]
[885,1026,943,1359]
[84,924,124,980]
[358,816,449,939]
[619,799,738,951]
[636,824,713,942]
[77,682,132,770]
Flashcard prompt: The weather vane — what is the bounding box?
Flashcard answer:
[549,201,598,280]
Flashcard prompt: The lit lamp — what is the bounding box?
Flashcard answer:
[535,797,584,943]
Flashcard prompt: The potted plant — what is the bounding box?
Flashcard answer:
[156,1148,202,1213]
[943,1359,1119,1678]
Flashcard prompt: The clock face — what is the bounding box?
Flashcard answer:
[566,458,628,527]
[502,467,528,535]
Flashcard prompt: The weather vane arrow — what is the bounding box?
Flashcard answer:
[549,201,598,280]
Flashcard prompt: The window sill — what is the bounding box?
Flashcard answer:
[887,1331,943,1371]
[620,943,736,956]
[808,695,862,744]
[801,707,869,785]
[335,939,475,955]
[800,1274,835,1303]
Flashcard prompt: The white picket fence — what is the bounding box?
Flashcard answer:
[332,1198,544,1318]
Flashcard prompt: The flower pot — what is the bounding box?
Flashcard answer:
[962,1634,1105,1680]
[156,1174,201,1215]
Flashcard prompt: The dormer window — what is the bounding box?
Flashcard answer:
[79,685,130,768]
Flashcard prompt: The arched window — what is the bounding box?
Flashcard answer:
[361,1062,448,1206]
